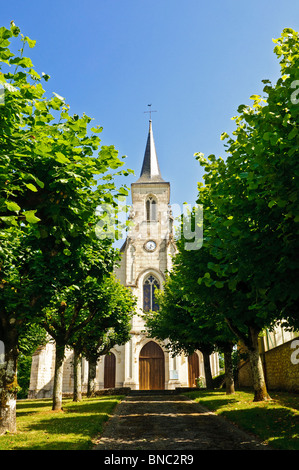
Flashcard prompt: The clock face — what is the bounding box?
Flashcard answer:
[145,240,156,252]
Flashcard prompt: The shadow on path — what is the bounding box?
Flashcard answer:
[93,394,271,450]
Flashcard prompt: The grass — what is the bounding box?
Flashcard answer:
[1,390,298,450]
[0,396,123,450]
[185,389,299,450]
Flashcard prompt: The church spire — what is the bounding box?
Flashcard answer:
[136,120,165,183]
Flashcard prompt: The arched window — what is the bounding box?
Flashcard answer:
[146,196,157,221]
[143,275,160,311]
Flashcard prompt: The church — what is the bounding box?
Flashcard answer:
[28,121,219,397]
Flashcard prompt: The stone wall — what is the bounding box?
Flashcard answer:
[238,338,299,392]
[263,338,299,392]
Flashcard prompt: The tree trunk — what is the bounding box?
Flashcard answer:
[0,328,19,435]
[225,317,270,402]
[223,344,235,395]
[87,357,97,397]
[52,342,65,410]
[202,350,214,389]
[248,327,270,402]
[73,349,82,402]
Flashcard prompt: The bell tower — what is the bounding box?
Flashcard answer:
[117,119,176,288]
[128,119,175,279]
[115,119,177,389]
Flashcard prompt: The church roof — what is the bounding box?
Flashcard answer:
[135,120,165,183]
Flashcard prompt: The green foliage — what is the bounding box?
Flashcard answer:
[69,275,136,362]
[0,23,131,240]
[0,23,133,417]
[146,28,299,401]
[145,206,238,357]
[16,354,32,399]
[17,324,47,399]
[194,28,299,336]
[188,28,299,400]
[0,22,132,328]
[38,239,119,343]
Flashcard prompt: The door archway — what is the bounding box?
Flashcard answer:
[104,353,116,388]
[188,352,200,387]
[139,341,165,390]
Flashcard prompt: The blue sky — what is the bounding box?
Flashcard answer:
[2,0,299,209]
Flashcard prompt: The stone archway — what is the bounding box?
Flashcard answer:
[139,341,165,390]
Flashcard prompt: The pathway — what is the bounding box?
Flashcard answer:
[93,392,271,451]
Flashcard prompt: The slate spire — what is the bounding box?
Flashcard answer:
[136,120,164,182]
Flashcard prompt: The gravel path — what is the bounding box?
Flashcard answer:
[93,393,271,451]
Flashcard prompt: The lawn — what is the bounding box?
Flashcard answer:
[185,389,299,450]
[1,390,298,450]
[0,396,123,450]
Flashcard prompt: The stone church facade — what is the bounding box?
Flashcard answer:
[28,121,219,398]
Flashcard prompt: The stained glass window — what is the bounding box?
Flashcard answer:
[143,275,160,311]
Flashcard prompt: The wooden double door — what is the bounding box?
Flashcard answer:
[139,341,165,390]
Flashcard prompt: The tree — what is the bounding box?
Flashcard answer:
[78,276,135,397]
[194,28,299,401]
[0,24,132,432]
[0,230,36,433]
[67,275,135,400]
[40,240,118,410]
[145,278,213,388]
[67,275,135,401]
[145,224,237,392]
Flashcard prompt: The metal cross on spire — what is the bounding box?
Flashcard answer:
[144,104,157,121]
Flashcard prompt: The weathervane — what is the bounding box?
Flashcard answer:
[144,104,157,120]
